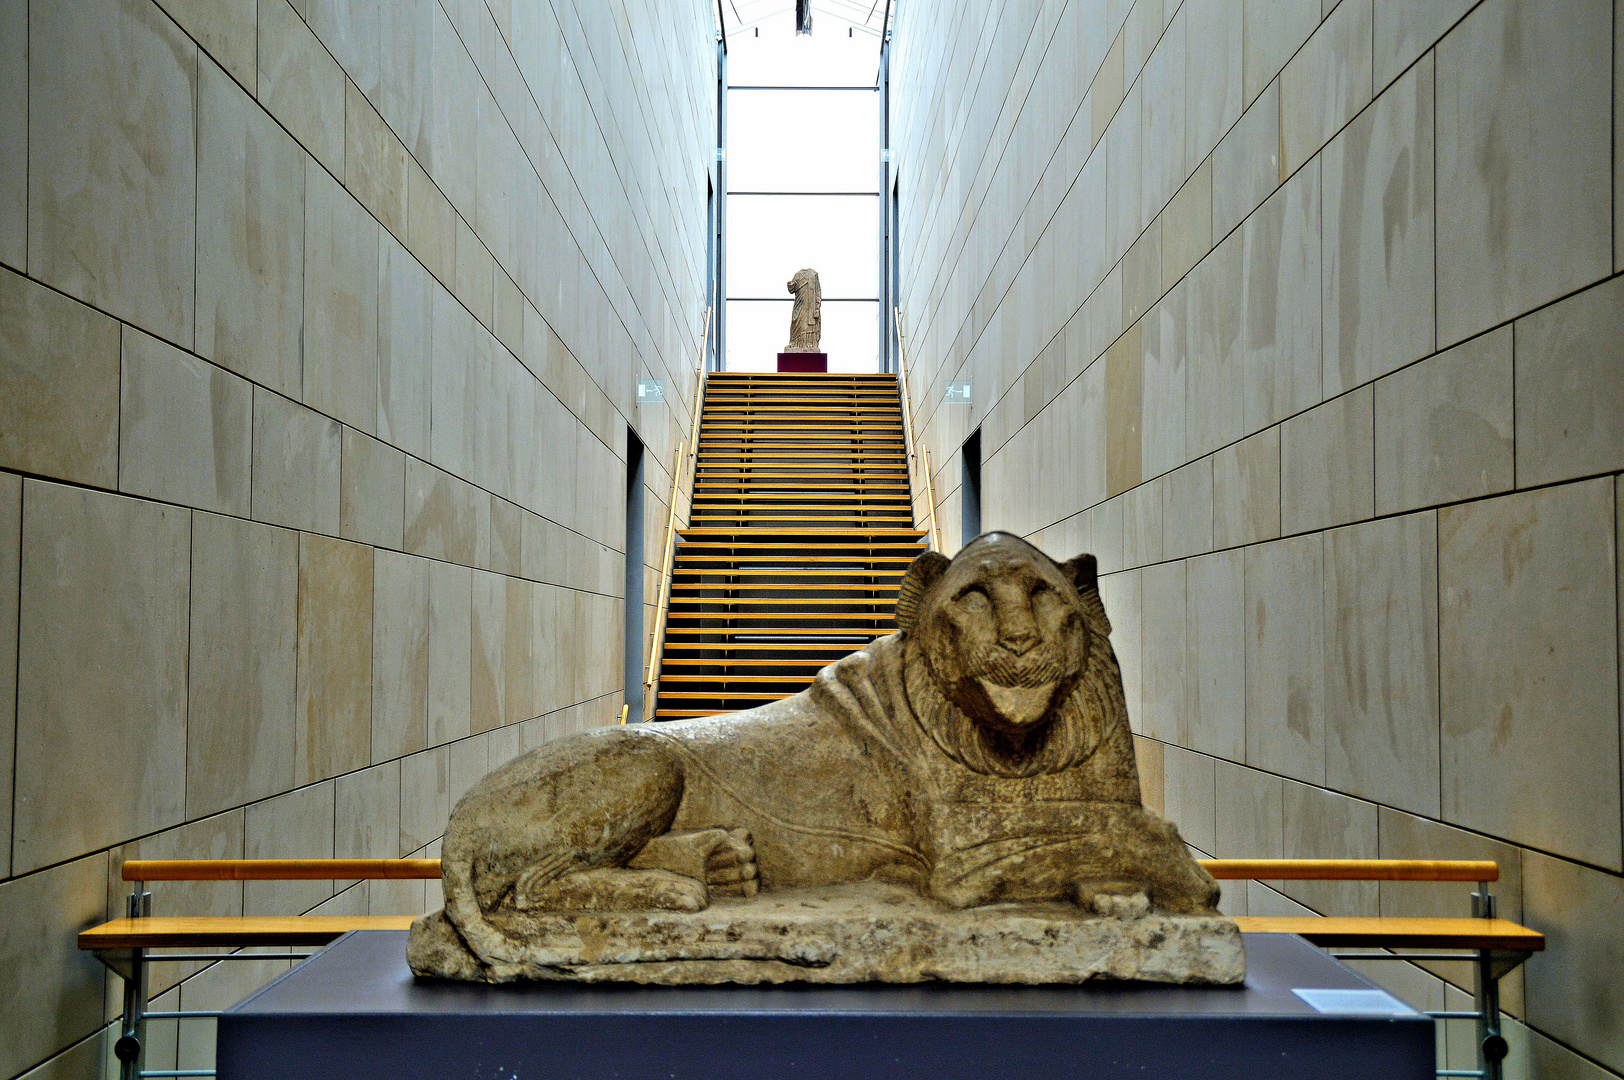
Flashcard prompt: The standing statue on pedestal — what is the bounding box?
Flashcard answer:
[785,268,822,352]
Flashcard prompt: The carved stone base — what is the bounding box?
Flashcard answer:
[408,882,1246,986]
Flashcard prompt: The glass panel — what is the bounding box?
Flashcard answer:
[727,90,879,193]
[726,194,879,299]
[726,300,879,372]
[725,9,881,88]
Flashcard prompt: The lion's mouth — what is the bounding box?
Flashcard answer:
[975,679,1058,728]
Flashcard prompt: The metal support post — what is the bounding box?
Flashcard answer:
[1472,888,1509,1080]
[115,886,152,1080]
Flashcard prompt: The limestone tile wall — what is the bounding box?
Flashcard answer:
[0,0,715,1076]
[894,0,1624,1074]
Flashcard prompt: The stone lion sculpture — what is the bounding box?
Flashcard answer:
[784,267,822,352]
[409,534,1235,985]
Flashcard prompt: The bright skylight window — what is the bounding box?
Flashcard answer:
[721,2,885,372]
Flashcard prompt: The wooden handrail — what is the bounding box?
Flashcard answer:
[892,307,940,551]
[1199,859,1498,882]
[641,310,711,719]
[120,857,1497,885]
[123,859,441,882]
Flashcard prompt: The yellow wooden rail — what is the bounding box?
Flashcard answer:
[121,857,1498,884]
[892,307,940,551]
[641,307,711,720]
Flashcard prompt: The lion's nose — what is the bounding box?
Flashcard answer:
[1000,627,1038,655]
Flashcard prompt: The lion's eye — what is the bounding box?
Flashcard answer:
[955,585,989,606]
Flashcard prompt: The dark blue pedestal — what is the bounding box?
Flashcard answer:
[218,931,1434,1080]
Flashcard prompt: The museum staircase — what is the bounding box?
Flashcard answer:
[650,372,930,719]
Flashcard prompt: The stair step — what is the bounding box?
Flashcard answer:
[652,372,924,719]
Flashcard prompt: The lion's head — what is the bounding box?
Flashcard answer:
[896,533,1128,780]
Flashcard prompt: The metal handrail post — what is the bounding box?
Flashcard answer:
[641,311,710,720]
[892,307,939,551]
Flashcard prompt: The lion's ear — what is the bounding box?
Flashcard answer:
[1060,553,1113,636]
[1059,553,1098,594]
[896,550,950,632]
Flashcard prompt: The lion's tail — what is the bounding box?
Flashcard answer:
[433,821,530,973]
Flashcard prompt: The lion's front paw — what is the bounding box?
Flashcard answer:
[630,827,759,899]
[705,827,759,898]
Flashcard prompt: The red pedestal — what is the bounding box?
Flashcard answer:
[777,352,828,373]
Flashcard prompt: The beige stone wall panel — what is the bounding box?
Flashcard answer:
[427,559,473,744]
[1374,325,1514,514]
[371,550,429,763]
[1161,158,1213,291]
[1523,850,1624,1073]
[156,0,256,88]
[119,329,254,516]
[1121,218,1163,329]
[1140,285,1187,479]
[1161,457,1214,561]
[1181,237,1249,465]
[303,162,380,433]
[1138,559,1187,745]
[1161,743,1218,853]
[196,56,306,398]
[251,388,341,533]
[14,483,190,873]
[1098,568,1142,725]
[0,0,25,269]
[1103,322,1143,496]
[1140,14,1187,220]
[1123,475,1163,567]
[1186,547,1245,761]
[0,472,17,878]
[405,154,457,288]
[1280,780,1378,916]
[1244,532,1326,783]
[377,233,434,459]
[470,569,508,734]
[28,0,197,344]
[1434,0,1613,348]
[0,853,108,1078]
[1279,0,1373,176]
[1323,512,1440,816]
[1321,52,1434,395]
[336,761,401,859]
[1212,79,1282,239]
[0,267,120,487]
[1212,424,1281,547]
[1182,0,1243,167]
[1242,158,1322,432]
[1243,0,1319,108]
[1438,479,1622,870]
[1280,385,1375,534]
[339,426,406,549]
[295,533,374,785]
[243,782,334,916]
[1512,275,1624,488]
[345,79,407,240]
[187,513,298,818]
[400,746,451,854]
[1372,0,1474,91]
[1215,760,1286,861]
[256,0,344,174]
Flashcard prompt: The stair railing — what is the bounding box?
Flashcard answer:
[893,307,941,551]
[640,307,712,720]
